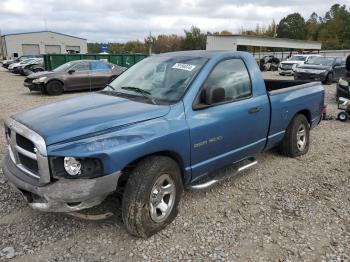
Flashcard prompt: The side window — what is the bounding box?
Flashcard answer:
[71,62,89,72]
[91,61,111,71]
[203,59,252,103]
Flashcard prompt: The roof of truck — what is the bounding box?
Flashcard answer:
[157,50,232,58]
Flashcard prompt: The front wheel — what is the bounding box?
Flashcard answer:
[45,80,63,96]
[338,111,349,122]
[279,114,310,157]
[122,156,183,238]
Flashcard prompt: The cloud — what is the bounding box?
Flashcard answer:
[0,0,348,42]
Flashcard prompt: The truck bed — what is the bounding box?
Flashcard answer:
[264,79,324,151]
[264,79,316,95]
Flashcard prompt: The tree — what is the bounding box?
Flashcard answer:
[306,12,321,41]
[153,34,183,53]
[181,26,206,50]
[277,13,307,39]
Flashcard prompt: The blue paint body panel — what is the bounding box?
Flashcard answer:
[11,51,325,184]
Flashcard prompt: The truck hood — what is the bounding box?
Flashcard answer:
[12,93,170,145]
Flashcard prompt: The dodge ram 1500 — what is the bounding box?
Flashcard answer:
[3,51,325,238]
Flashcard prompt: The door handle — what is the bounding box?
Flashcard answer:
[248,107,261,114]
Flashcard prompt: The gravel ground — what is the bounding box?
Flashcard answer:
[0,68,349,261]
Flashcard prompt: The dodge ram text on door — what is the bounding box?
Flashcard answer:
[3,51,325,238]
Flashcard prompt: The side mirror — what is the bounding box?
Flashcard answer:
[68,69,75,74]
[204,86,225,105]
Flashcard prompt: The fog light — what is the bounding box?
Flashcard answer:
[64,157,82,176]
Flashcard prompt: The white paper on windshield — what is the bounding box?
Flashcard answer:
[172,63,196,71]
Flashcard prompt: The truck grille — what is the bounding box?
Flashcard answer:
[5,118,50,183]
[281,63,293,70]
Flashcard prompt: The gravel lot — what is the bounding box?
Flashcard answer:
[0,68,349,261]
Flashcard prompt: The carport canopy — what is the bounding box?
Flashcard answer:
[206,35,321,51]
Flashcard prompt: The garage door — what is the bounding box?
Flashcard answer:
[22,44,40,55]
[66,45,80,53]
[45,45,61,54]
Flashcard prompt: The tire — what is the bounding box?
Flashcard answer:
[279,114,310,157]
[324,73,333,85]
[45,80,63,96]
[122,156,183,238]
[338,111,349,122]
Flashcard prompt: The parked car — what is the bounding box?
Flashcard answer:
[259,55,280,71]
[9,58,43,74]
[2,55,41,69]
[278,55,320,75]
[19,60,45,76]
[24,60,126,95]
[336,55,350,100]
[3,51,325,238]
[294,56,346,84]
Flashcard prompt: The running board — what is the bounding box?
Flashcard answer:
[189,157,258,190]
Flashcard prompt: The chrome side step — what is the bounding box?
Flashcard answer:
[189,157,258,190]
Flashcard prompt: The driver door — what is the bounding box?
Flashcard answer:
[186,58,270,179]
[66,61,90,90]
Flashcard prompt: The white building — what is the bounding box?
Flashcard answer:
[0,31,87,59]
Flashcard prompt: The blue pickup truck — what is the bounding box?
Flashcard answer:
[3,51,324,238]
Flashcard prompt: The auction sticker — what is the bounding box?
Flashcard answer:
[172,63,196,71]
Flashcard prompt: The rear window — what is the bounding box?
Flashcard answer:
[91,61,111,71]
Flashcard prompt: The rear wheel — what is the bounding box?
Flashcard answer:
[122,156,183,238]
[45,80,63,96]
[338,111,349,122]
[279,114,310,157]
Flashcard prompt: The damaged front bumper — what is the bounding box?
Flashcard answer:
[2,154,121,212]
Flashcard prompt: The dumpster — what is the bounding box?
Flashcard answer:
[43,54,148,70]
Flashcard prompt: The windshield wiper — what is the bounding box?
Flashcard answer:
[120,86,157,105]
[106,84,116,90]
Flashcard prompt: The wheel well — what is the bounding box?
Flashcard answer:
[296,110,311,125]
[117,151,186,189]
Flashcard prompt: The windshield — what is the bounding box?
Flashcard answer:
[305,57,335,66]
[53,61,75,72]
[20,59,36,65]
[288,56,306,61]
[105,56,208,103]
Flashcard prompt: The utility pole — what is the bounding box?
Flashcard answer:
[0,28,3,59]
[146,31,153,55]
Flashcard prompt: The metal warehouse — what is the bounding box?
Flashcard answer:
[206,35,321,57]
[0,31,87,59]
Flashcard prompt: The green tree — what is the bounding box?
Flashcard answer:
[277,13,307,39]
[181,26,206,50]
[87,43,100,53]
[306,12,321,41]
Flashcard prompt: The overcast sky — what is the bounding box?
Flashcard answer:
[0,0,348,43]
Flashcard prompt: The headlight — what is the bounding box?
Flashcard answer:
[49,156,104,179]
[33,76,47,83]
[318,70,327,74]
[64,157,82,176]
[339,78,349,87]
